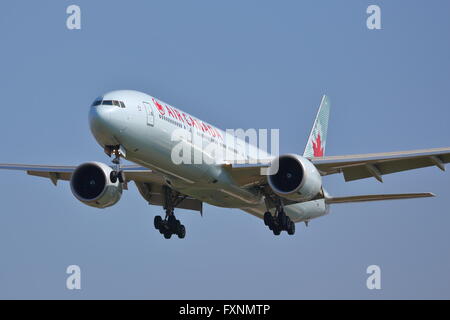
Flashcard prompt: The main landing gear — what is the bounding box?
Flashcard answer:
[263,201,295,236]
[153,187,186,239]
[154,214,186,239]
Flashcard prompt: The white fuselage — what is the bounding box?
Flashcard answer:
[89,90,329,223]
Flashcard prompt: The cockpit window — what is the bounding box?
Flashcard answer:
[91,99,102,106]
[91,99,126,108]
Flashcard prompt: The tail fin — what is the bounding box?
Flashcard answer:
[303,95,331,158]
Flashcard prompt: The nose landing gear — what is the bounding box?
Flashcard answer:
[108,146,125,183]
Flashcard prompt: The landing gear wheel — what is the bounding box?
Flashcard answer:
[154,216,163,230]
[118,171,124,183]
[163,231,172,239]
[263,212,272,226]
[167,215,179,232]
[167,215,175,223]
[272,227,281,236]
[110,170,124,184]
[278,210,288,229]
[177,225,186,239]
[110,171,118,183]
[287,220,296,235]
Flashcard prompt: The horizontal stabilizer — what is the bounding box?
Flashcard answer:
[326,192,435,204]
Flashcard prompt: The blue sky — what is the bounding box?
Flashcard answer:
[0,0,449,299]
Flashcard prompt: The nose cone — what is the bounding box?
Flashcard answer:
[89,105,110,128]
[89,105,126,146]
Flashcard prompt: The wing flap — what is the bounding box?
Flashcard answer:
[135,182,202,213]
[27,171,72,184]
[341,157,443,182]
[326,192,435,204]
[223,163,268,187]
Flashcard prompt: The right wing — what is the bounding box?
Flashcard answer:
[0,163,161,185]
[0,163,202,213]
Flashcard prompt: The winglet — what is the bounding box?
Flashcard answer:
[303,95,331,158]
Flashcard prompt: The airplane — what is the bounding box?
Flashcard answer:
[1,90,449,239]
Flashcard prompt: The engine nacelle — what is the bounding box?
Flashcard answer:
[267,154,322,202]
[70,162,122,208]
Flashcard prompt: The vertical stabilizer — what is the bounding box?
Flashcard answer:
[303,95,331,158]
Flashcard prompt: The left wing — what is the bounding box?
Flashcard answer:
[224,147,450,187]
[311,147,450,182]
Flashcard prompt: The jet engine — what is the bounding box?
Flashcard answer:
[267,154,322,202]
[70,162,122,208]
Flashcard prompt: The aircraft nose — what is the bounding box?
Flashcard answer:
[89,105,124,145]
[89,104,111,131]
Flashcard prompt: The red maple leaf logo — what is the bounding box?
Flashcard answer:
[153,99,165,115]
[312,133,324,157]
